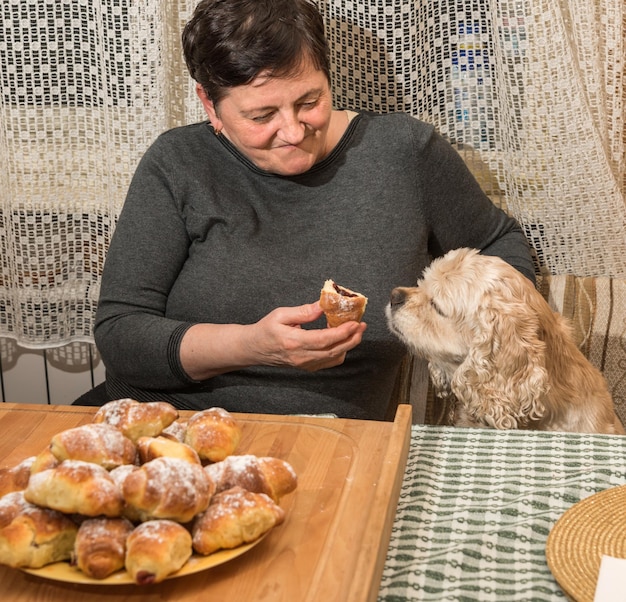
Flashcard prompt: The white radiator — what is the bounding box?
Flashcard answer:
[0,338,105,405]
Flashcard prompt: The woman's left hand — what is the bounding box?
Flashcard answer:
[247,301,367,372]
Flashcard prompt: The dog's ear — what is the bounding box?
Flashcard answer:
[451,290,549,429]
[428,363,453,397]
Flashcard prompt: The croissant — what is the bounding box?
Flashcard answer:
[24,460,124,517]
[184,408,242,463]
[49,423,137,469]
[0,491,78,568]
[192,486,285,556]
[93,398,179,443]
[0,457,35,497]
[319,279,368,327]
[122,456,214,523]
[125,520,192,585]
[205,455,297,503]
[30,447,60,474]
[72,517,134,579]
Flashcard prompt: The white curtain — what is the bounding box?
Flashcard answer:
[1,0,624,348]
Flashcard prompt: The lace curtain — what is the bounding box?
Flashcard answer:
[1,0,624,348]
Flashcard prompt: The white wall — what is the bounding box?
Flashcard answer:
[0,339,105,405]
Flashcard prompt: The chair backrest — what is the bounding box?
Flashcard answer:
[537,275,626,425]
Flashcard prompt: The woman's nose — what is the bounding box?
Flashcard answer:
[277,112,305,144]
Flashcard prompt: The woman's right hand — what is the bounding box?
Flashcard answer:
[180,302,366,381]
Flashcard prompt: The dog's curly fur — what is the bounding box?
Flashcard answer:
[386,248,625,434]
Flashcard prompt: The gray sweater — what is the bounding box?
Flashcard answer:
[94,111,535,420]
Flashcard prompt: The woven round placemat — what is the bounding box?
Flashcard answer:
[546,484,626,602]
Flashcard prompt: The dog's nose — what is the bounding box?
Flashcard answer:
[389,288,406,308]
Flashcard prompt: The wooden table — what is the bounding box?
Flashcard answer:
[0,403,412,602]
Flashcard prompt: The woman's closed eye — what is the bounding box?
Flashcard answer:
[251,111,275,123]
[249,97,319,124]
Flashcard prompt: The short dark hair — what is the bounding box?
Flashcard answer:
[182,0,331,105]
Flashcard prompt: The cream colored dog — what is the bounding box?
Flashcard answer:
[386,247,624,434]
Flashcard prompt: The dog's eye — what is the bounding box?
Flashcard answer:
[430,299,446,317]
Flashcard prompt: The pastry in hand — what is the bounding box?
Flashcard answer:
[24,460,124,517]
[122,456,214,523]
[72,517,134,579]
[136,436,201,465]
[93,398,179,443]
[49,423,137,469]
[0,491,78,568]
[184,408,242,463]
[192,486,285,555]
[205,455,297,503]
[319,279,368,327]
[125,520,192,585]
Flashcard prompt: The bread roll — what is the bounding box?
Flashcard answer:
[319,279,368,327]
[72,517,134,579]
[125,520,192,584]
[50,423,137,469]
[0,457,35,497]
[93,398,179,442]
[122,456,214,523]
[136,436,201,465]
[0,491,78,568]
[24,460,124,517]
[205,455,297,503]
[184,408,241,463]
[192,486,285,555]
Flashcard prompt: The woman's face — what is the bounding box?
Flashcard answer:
[197,58,335,176]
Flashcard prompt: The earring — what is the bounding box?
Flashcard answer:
[214,127,222,137]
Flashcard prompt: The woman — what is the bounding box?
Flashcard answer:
[94,0,535,420]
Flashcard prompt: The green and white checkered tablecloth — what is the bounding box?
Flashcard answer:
[379,425,626,601]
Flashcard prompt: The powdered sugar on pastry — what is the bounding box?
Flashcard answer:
[122,456,214,523]
[93,399,179,442]
[184,407,241,462]
[125,519,192,585]
[0,491,78,568]
[50,423,137,469]
[191,486,285,555]
[205,454,297,502]
[24,460,124,517]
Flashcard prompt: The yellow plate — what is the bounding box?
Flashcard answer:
[22,535,266,585]
[546,484,626,602]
